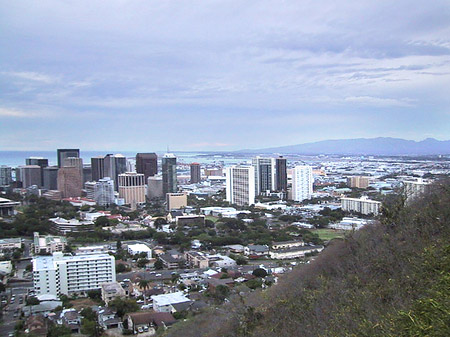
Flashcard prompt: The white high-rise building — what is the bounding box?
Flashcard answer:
[292,165,313,202]
[32,252,115,296]
[95,177,115,206]
[226,165,256,206]
[252,157,276,195]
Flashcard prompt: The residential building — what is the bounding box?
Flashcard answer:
[118,172,146,208]
[204,168,223,177]
[0,165,13,186]
[244,244,269,257]
[166,192,187,211]
[32,252,115,296]
[147,176,163,199]
[127,243,152,258]
[57,166,82,198]
[275,156,287,194]
[43,166,58,190]
[0,237,22,252]
[190,163,201,183]
[404,178,432,202]
[252,157,276,195]
[269,245,324,259]
[0,261,13,274]
[341,196,382,215]
[271,240,305,250]
[136,153,158,179]
[347,176,370,188]
[126,312,176,335]
[83,165,92,183]
[101,282,126,305]
[0,197,20,217]
[33,232,67,254]
[151,291,191,313]
[94,177,115,206]
[57,149,80,168]
[84,181,96,200]
[292,165,313,202]
[17,165,42,188]
[225,165,256,206]
[162,153,177,194]
[185,251,209,269]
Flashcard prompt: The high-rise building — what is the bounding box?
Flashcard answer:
[136,153,158,179]
[26,157,49,186]
[190,163,201,184]
[57,167,82,198]
[83,166,92,184]
[404,178,432,203]
[32,252,115,296]
[91,156,105,181]
[166,192,187,211]
[341,196,381,215]
[84,181,96,200]
[226,165,256,206]
[118,173,146,208]
[0,166,13,186]
[347,176,370,189]
[57,149,80,168]
[95,177,115,206]
[104,154,127,191]
[17,165,42,188]
[162,153,177,195]
[147,176,163,199]
[252,157,276,195]
[43,166,59,190]
[275,156,287,194]
[292,165,313,202]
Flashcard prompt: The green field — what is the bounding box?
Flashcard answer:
[205,215,220,223]
[312,228,346,241]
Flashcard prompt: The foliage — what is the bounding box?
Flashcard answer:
[26,296,40,306]
[154,259,164,270]
[108,297,139,317]
[87,289,102,301]
[137,258,149,268]
[252,268,268,278]
[116,263,130,273]
[47,324,72,337]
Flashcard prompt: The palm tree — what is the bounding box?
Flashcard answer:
[138,279,150,305]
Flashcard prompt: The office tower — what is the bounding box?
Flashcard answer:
[57,167,82,198]
[0,166,13,186]
[57,149,80,168]
[91,156,105,181]
[32,252,115,296]
[26,157,49,186]
[204,168,223,177]
[118,172,146,208]
[94,177,115,206]
[147,176,163,199]
[43,166,59,190]
[190,163,201,184]
[136,153,158,179]
[292,165,313,202]
[83,166,92,183]
[166,193,187,211]
[126,158,136,173]
[64,157,83,170]
[226,165,256,206]
[275,156,287,193]
[252,157,276,195]
[347,176,370,189]
[17,165,42,188]
[162,153,177,195]
[84,181,96,200]
[104,154,127,191]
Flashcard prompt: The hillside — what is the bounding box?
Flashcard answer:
[239,137,450,155]
[164,180,450,337]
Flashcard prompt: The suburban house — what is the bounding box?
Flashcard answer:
[126,312,176,334]
[101,282,126,305]
[151,291,191,313]
[244,244,269,258]
[97,307,121,330]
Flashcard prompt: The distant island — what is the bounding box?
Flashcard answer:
[238,137,450,156]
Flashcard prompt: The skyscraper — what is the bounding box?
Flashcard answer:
[104,154,127,191]
[57,149,80,168]
[17,165,42,188]
[162,153,177,195]
[26,157,49,186]
[226,165,256,206]
[91,156,105,181]
[57,167,82,198]
[43,166,59,190]
[136,153,158,179]
[0,166,12,186]
[94,177,115,206]
[275,156,287,194]
[190,163,201,183]
[252,157,276,195]
[292,165,313,202]
[118,172,146,209]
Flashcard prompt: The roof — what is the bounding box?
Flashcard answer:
[128,243,151,252]
[151,291,191,306]
[127,312,176,327]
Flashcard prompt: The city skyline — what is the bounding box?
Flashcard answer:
[1,1,450,151]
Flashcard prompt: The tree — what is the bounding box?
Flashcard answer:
[109,297,139,317]
[252,268,268,278]
[154,258,164,270]
[81,318,100,337]
[47,324,72,337]
[137,258,149,268]
[116,263,129,273]
[26,296,40,306]
[94,216,110,227]
[138,279,150,304]
[87,289,102,301]
[214,285,230,303]
[117,239,122,250]
[81,307,97,321]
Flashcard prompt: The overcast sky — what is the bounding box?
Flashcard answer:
[1,1,450,151]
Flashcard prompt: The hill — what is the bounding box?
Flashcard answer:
[164,180,450,337]
[239,137,450,155]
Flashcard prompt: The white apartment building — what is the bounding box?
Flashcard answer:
[403,178,432,202]
[118,172,146,208]
[33,232,67,254]
[32,252,115,296]
[292,165,313,202]
[252,157,276,195]
[226,165,256,206]
[341,196,382,215]
[95,177,115,206]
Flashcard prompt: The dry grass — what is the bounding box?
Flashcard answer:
[70,297,98,310]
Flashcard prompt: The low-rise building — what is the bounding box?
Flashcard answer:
[244,244,269,257]
[166,193,187,211]
[185,251,209,269]
[33,232,67,254]
[151,291,191,313]
[0,237,22,252]
[127,243,152,259]
[101,282,126,305]
[271,240,304,250]
[0,197,20,217]
[49,217,94,234]
[126,312,176,335]
[269,245,324,259]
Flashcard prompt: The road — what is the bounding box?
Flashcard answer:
[0,285,32,337]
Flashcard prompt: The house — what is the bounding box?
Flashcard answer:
[97,307,121,330]
[56,309,82,333]
[25,315,48,336]
[244,244,269,257]
[101,282,126,305]
[208,254,237,268]
[151,291,191,313]
[126,312,176,334]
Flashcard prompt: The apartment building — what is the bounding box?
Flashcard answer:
[341,196,381,215]
[32,252,115,296]
[292,165,313,202]
[226,165,256,206]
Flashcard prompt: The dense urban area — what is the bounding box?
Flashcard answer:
[0,150,449,337]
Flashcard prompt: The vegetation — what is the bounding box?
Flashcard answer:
[164,180,450,337]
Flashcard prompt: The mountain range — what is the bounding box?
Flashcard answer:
[238,137,450,156]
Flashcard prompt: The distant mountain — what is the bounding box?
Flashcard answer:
[239,137,450,156]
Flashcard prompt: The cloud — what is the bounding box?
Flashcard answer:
[0,107,34,117]
[343,96,416,107]
[5,71,58,84]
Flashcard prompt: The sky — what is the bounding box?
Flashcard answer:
[1,0,450,151]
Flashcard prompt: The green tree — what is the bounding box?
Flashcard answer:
[154,258,164,270]
[136,258,149,268]
[81,307,97,321]
[47,324,72,337]
[108,297,139,317]
[252,268,268,278]
[138,279,150,304]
